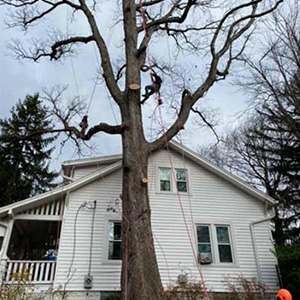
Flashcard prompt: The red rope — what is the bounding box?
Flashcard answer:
[157,106,210,300]
[139,2,209,298]
[139,0,161,104]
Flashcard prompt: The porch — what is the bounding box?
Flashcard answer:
[0,199,64,286]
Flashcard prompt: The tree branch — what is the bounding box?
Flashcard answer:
[78,0,123,104]
[138,0,196,32]
[136,0,164,9]
[191,107,220,143]
[149,89,193,152]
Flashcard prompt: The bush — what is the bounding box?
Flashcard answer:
[223,276,273,300]
[0,271,44,300]
[164,281,205,300]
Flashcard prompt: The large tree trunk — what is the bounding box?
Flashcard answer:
[120,97,163,300]
[119,1,164,299]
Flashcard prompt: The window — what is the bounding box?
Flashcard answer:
[197,225,212,256]
[159,167,188,193]
[196,224,234,264]
[108,221,122,260]
[216,226,233,263]
[176,169,187,192]
[159,168,171,191]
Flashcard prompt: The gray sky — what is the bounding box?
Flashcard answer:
[0,2,256,173]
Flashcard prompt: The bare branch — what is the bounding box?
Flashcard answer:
[136,0,164,9]
[4,0,80,29]
[137,0,197,32]
[191,107,220,143]
[9,35,95,61]
[149,89,193,152]
[77,0,123,103]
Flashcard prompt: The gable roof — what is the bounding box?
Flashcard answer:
[0,141,275,218]
[0,161,122,218]
[169,141,276,205]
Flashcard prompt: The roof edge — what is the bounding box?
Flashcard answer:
[168,141,275,205]
[0,141,275,218]
[0,161,123,218]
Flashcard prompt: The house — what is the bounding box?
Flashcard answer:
[0,141,279,299]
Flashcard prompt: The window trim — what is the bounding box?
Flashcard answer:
[156,164,191,195]
[195,221,237,266]
[197,224,214,262]
[102,214,122,265]
[159,167,172,192]
[175,168,188,193]
[108,220,122,260]
[215,225,234,264]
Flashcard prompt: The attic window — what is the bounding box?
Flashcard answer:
[158,167,188,193]
[108,221,122,260]
[159,168,171,191]
[176,169,187,192]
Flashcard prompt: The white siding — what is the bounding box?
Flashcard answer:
[55,169,123,291]
[73,164,110,180]
[55,148,278,293]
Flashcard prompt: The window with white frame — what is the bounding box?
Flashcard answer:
[197,225,212,257]
[159,167,188,193]
[108,221,122,260]
[159,168,171,191]
[196,224,234,264]
[176,169,187,192]
[216,226,233,263]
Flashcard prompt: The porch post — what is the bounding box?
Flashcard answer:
[0,215,14,283]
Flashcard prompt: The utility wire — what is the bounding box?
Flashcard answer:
[88,201,97,276]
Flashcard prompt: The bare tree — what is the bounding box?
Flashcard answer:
[201,0,300,245]
[0,1,284,300]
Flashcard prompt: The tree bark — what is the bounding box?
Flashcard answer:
[121,95,163,300]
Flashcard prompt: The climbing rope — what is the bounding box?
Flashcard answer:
[139,2,210,298]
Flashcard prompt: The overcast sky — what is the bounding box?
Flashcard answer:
[0,1,258,173]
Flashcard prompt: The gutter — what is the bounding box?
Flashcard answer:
[250,206,276,282]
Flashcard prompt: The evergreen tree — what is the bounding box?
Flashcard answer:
[253,70,300,244]
[0,94,57,206]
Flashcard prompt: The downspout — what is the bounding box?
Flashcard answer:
[250,205,276,283]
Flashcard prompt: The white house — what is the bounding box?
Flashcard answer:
[0,141,279,299]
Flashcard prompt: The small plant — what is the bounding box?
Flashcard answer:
[164,281,205,300]
[223,276,273,300]
[0,271,44,300]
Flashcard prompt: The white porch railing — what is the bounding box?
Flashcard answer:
[4,260,56,284]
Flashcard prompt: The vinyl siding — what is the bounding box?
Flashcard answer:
[73,164,110,180]
[54,169,123,291]
[54,148,278,293]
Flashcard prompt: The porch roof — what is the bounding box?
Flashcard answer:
[0,160,122,218]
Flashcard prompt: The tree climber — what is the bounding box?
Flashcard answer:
[79,115,88,137]
[141,71,162,105]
